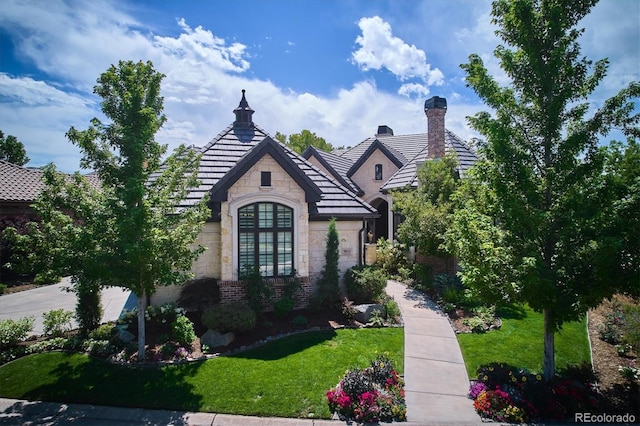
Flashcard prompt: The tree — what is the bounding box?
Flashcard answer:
[392,154,460,255]
[5,60,209,360]
[275,129,335,154]
[0,131,29,165]
[448,0,639,379]
[315,218,341,307]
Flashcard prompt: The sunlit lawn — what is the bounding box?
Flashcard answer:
[0,328,403,419]
[457,304,591,377]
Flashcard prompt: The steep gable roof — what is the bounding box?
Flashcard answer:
[169,122,377,220]
[380,130,478,192]
[302,146,362,195]
[339,133,428,166]
[211,136,322,203]
[346,139,405,178]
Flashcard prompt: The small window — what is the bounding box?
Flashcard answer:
[261,171,271,187]
[375,164,383,180]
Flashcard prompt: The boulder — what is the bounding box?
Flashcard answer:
[354,304,383,323]
[200,329,235,348]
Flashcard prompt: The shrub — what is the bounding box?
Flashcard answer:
[374,238,408,277]
[315,218,341,308]
[73,279,102,337]
[25,337,68,354]
[0,316,34,349]
[621,303,640,351]
[172,315,196,347]
[0,283,6,294]
[201,302,257,333]
[81,339,113,357]
[240,265,273,313]
[291,315,308,326]
[274,298,294,317]
[89,324,116,341]
[177,277,221,312]
[42,309,73,338]
[382,298,401,323]
[345,265,387,303]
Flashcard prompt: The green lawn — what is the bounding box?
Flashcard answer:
[457,304,591,377]
[0,328,403,419]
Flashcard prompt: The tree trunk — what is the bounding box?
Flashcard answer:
[543,308,555,380]
[137,290,146,362]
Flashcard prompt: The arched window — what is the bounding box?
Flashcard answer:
[238,202,293,277]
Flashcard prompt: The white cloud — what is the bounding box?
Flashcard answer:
[398,83,430,98]
[352,16,444,86]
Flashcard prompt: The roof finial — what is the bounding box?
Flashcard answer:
[234,89,254,127]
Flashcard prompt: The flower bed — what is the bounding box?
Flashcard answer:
[327,354,406,423]
[469,362,600,423]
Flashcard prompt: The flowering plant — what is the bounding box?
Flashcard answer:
[618,359,639,383]
[174,346,190,360]
[327,354,406,423]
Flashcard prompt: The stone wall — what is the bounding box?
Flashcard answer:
[415,253,457,278]
[309,220,364,287]
[349,148,399,200]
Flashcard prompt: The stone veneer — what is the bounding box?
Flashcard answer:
[151,153,366,308]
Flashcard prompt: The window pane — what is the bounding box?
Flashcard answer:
[258,203,273,228]
[239,206,254,229]
[259,232,274,277]
[238,232,255,269]
[277,204,293,228]
[277,231,293,276]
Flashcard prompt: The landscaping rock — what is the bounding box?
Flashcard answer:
[117,328,135,343]
[354,304,383,323]
[200,329,234,348]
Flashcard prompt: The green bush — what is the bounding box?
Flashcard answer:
[89,324,116,341]
[0,316,34,349]
[0,283,6,294]
[375,238,408,276]
[74,280,102,337]
[25,337,68,354]
[177,277,221,312]
[42,309,73,338]
[240,265,273,313]
[81,339,113,357]
[274,298,294,317]
[345,265,387,304]
[201,302,257,333]
[383,298,401,322]
[172,315,197,347]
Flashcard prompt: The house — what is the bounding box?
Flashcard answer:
[151,91,378,306]
[0,160,100,277]
[304,96,477,245]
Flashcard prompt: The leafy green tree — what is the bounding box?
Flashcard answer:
[448,0,639,379]
[275,129,335,154]
[0,131,29,166]
[392,154,459,255]
[5,60,209,360]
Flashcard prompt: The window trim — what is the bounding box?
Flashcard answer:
[374,163,383,181]
[229,193,301,280]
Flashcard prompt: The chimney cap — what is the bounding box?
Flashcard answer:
[424,96,447,111]
[376,125,394,136]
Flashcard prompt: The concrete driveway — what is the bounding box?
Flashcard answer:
[0,277,134,335]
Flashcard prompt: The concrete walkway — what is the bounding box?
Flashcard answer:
[0,280,483,424]
[385,280,481,424]
[0,277,133,335]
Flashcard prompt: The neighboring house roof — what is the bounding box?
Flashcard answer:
[0,160,100,203]
[0,161,46,202]
[166,120,378,220]
[380,130,478,192]
[302,146,362,195]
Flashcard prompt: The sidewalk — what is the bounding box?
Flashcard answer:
[385,280,481,424]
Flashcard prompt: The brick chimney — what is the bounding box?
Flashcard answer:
[424,96,447,159]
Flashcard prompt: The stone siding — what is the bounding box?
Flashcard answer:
[349,148,399,201]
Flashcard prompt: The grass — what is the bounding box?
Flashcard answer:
[457,304,591,377]
[0,327,403,419]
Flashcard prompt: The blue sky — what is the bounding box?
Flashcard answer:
[0,0,638,172]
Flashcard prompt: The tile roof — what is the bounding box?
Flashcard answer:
[302,146,362,195]
[339,133,429,166]
[380,130,478,192]
[0,160,101,203]
[162,123,378,219]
